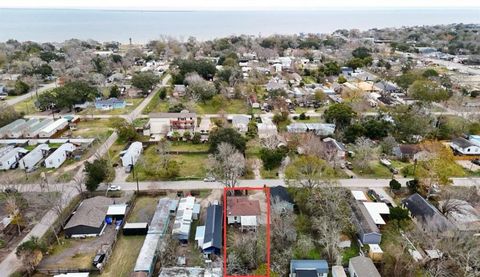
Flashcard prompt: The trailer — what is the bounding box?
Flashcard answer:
[18,144,50,171]
[38,118,68,138]
[44,143,76,169]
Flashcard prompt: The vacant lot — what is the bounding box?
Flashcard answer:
[70,119,114,139]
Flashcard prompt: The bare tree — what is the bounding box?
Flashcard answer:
[352,137,378,172]
[437,190,466,218]
[156,138,171,169]
[210,142,245,191]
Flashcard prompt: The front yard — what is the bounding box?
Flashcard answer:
[78,98,144,116]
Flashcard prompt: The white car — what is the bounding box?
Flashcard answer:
[108,185,121,191]
[203,176,216,182]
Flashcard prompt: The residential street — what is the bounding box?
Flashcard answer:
[5,82,57,106]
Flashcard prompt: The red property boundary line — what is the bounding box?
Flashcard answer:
[223,186,271,277]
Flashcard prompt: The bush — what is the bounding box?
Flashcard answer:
[389,179,401,191]
[259,147,288,170]
[299,113,306,120]
[406,179,419,193]
[389,207,410,221]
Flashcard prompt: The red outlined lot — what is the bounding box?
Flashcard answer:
[223,186,271,277]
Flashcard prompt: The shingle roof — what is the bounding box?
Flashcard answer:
[270,186,294,204]
[64,196,113,229]
[349,256,381,277]
[227,197,261,217]
[203,204,222,250]
[402,193,455,232]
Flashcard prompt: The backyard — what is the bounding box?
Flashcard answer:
[99,196,159,277]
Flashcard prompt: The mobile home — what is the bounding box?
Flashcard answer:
[19,144,50,171]
[120,141,142,168]
[24,119,53,138]
[38,118,68,138]
[45,143,76,169]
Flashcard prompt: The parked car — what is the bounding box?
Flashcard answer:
[108,185,121,191]
[92,253,105,266]
[203,176,216,182]
[345,161,353,170]
[4,187,18,194]
[472,159,480,166]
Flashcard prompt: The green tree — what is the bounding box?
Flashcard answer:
[132,72,159,95]
[14,80,30,96]
[84,159,109,192]
[285,155,335,189]
[352,47,372,59]
[246,120,258,139]
[408,80,451,102]
[109,85,120,98]
[37,81,99,111]
[192,132,202,144]
[422,68,439,78]
[337,75,347,84]
[389,179,401,190]
[159,87,167,100]
[324,103,356,129]
[344,123,366,143]
[111,120,138,142]
[16,236,46,275]
[322,61,341,76]
[259,147,288,170]
[0,103,21,127]
[33,64,53,78]
[389,207,410,221]
[209,127,246,153]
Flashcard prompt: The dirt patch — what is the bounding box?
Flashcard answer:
[199,189,222,208]
[40,225,117,271]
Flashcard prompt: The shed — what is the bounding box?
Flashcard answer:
[106,204,127,221]
[123,222,148,236]
[331,266,347,277]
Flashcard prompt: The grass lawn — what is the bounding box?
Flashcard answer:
[13,96,38,115]
[79,98,143,115]
[71,119,114,139]
[128,146,209,181]
[353,162,393,178]
[128,197,159,222]
[302,76,316,84]
[260,168,279,179]
[106,140,127,165]
[43,238,96,270]
[194,98,250,114]
[141,89,171,114]
[170,141,209,153]
[341,241,360,265]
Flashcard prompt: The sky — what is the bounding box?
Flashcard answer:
[1,0,479,10]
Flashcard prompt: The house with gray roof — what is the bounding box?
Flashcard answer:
[290,260,329,277]
[348,256,381,277]
[64,196,114,238]
[351,201,382,245]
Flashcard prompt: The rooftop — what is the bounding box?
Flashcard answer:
[227,197,261,217]
[64,196,114,229]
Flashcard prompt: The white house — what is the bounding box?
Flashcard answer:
[450,137,480,155]
[7,119,39,138]
[120,141,143,168]
[227,197,261,232]
[19,144,50,171]
[39,118,68,138]
[0,119,26,138]
[0,146,26,170]
[24,119,53,138]
[231,115,250,134]
[45,143,76,169]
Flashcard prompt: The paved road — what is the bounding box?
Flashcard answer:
[0,132,118,276]
[5,82,57,106]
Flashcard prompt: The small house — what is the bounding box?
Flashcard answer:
[18,144,50,171]
[195,204,223,255]
[227,197,261,232]
[351,201,382,245]
[120,141,143,169]
[231,115,250,134]
[270,186,295,214]
[38,118,68,138]
[94,98,126,110]
[348,256,381,277]
[290,260,329,277]
[172,196,200,242]
[402,193,455,233]
[0,146,26,170]
[450,137,480,155]
[45,143,76,169]
[64,196,114,238]
[323,138,347,160]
